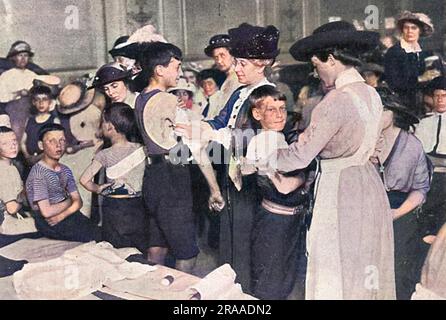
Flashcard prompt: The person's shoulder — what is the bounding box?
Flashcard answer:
[313,88,358,118]
[0,161,18,177]
[59,163,75,175]
[152,91,177,107]
[385,43,404,58]
[407,131,429,152]
[418,113,436,125]
[27,162,46,180]
[129,142,144,150]
[320,88,350,104]
[94,147,109,159]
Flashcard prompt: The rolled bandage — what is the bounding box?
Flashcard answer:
[161,275,175,286]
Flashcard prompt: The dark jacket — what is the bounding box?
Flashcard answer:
[0,58,49,76]
[384,42,431,110]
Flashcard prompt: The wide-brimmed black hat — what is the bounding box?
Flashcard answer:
[204,34,232,57]
[109,36,130,58]
[109,39,140,60]
[290,21,380,62]
[228,23,280,60]
[89,63,132,89]
[376,87,420,124]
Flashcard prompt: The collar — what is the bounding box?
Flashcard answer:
[432,111,446,118]
[243,77,273,95]
[335,68,365,89]
[400,39,422,54]
[0,159,12,167]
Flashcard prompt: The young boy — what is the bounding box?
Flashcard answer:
[243,86,316,300]
[0,127,24,232]
[80,103,150,253]
[21,85,59,166]
[25,123,101,242]
[134,42,223,273]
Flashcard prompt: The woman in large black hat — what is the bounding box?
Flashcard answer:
[261,21,396,300]
[374,87,431,300]
[176,23,280,291]
[204,34,242,107]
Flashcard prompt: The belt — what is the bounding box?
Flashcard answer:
[105,193,142,199]
[434,167,446,173]
[261,199,305,216]
[147,154,171,165]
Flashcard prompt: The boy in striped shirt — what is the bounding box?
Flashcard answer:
[26,123,101,242]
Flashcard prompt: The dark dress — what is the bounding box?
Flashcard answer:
[206,82,273,291]
[384,42,431,115]
[25,112,58,156]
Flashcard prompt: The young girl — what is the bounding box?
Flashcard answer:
[80,103,149,255]
[21,85,59,166]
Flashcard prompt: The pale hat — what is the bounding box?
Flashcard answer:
[397,11,434,37]
[57,82,95,115]
[168,77,196,94]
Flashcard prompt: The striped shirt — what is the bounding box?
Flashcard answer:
[94,143,145,193]
[26,162,78,211]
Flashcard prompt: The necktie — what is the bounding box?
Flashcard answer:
[202,98,210,118]
[433,114,442,155]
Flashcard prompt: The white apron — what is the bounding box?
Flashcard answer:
[306,86,388,300]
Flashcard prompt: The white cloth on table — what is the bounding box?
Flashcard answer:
[13,242,155,300]
[187,264,256,300]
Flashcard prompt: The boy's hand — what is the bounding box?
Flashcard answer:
[176,98,187,110]
[209,192,225,213]
[423,235,437,245]
[46,213,67,227]
[98,183,114,195]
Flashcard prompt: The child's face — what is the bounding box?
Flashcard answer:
[101,119,114,139]
[0,132,19,159]
[161,58,182,89]
[32,94,52,114]
[39,131,66,161]
[201,78,218,97]
[252,96,287,131]
[174,90,192,105]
